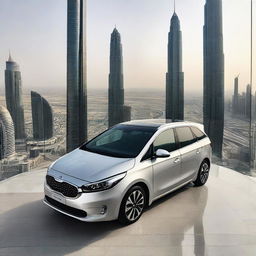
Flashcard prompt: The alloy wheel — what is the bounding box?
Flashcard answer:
[125,190,145,221]
[200,162,209,184]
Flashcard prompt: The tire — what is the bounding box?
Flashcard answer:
[118,185,146,225]
[194,160,210,187]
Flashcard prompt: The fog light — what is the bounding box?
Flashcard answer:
[100,206,107,215]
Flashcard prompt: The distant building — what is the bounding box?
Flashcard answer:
[203,0,225,158]
[66,0,87,152]
[166,8,184,120]
[31,91,53,141]
[5,53,26,141]
[231,77,252,118]
[232,76,239,114]
[239,93,246,116]
[0,106,15,160]
[108,28,131,127]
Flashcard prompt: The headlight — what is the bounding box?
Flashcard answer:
[81,172,126,193]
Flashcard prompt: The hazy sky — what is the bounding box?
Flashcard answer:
[0,0,255,96]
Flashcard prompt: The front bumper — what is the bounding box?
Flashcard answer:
[44,181,122,222]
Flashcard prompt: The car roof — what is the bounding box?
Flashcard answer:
[121,119,205,131]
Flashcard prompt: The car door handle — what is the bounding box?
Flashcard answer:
[174,158,180,163]
[196,150,200,154]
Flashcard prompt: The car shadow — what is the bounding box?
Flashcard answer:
[0,183,208,256]
[0,198,122,256]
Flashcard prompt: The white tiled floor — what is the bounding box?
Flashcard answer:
[0,165,256,256]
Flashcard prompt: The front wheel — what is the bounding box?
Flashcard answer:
[194,160,210,186]
[118,186,146,225]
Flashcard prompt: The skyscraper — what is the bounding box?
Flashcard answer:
[166,6,184,121]
[233,76,239,114]
[67,0,87,152]
[246,84,251,118]
[0,106,15,160]
[203,0,225,158]
[31,91,53,141]
[108,28,131,127]
[5,53,26,141]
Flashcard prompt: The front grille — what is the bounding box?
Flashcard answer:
[46,175,78,198]
[45,196,87,218]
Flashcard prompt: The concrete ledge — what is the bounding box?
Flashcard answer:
[0,169,47,193]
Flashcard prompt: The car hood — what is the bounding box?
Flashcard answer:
[50,149,135,182]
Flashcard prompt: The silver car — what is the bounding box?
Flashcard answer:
[44,120,211,224]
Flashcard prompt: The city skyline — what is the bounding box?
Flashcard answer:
[0,0,254,95]
[0,0,254,178]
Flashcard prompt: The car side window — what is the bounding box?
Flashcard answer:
[153,129,176,152]
[191,127,207,140]
[175,127,195,148]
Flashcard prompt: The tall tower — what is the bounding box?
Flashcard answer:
[0,106,15,160]
[203,0,224,158]
[5,53,26,141]
[108,28,131,127]
[67,0,87,152]
[166,2,184,121]
[246,84,251,118]
[31,91,53,141]
[233,76,239,114]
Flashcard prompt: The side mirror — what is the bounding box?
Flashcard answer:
[155,149,170,158]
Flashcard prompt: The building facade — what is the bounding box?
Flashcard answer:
[108,28,131,127]
[66,0,87,152]
[31,91,53,141]
[166,11,184,121]
[203,0,225,158]
[0,106,15,160]
[5,54,26,141]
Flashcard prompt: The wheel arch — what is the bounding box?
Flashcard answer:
[123,181,151,207]
[203,157,211,168]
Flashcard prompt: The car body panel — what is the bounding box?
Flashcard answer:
[179,143,200,182]
[151,149,181,197]
[51,148,135,183]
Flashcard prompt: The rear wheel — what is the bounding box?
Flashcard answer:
[118,185,146,225]
[194,160,210,186]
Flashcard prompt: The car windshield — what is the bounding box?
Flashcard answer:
[80,124,157,158]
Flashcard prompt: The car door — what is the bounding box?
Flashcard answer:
[175,126,200,182]
[152,129,181,198]
[190,126,208,165]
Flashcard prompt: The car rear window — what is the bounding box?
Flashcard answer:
[191,126,207,140]
[175,127,195,148]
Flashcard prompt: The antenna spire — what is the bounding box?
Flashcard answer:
[8,50,13,62]
[174,0,176,13]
